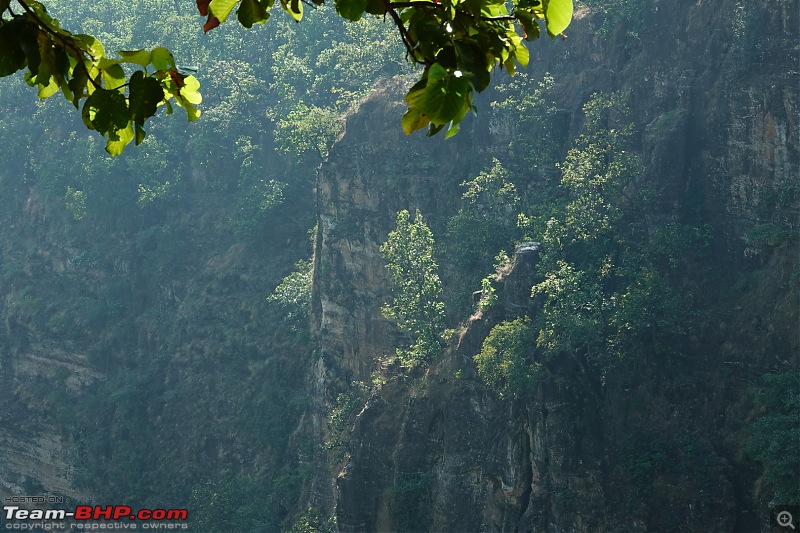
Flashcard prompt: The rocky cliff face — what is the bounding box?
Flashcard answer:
[312,1,798,530]
[0,141,317,522]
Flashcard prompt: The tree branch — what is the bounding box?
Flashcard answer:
[379,0,427,65]
[16,0,102,89]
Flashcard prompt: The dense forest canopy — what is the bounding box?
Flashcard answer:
[0,0,572,154]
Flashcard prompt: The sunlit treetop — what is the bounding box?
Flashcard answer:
[0,0,572,155]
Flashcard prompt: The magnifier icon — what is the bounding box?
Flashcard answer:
[778,511,796,529]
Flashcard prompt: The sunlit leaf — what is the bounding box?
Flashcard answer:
[150,47,175,70]
[280,0,303,21]
[105,123,135,156]
[101,62,126,91]
[210,0,240,22]
[37,75,59,98]
[118,49,151,67]
[405,63,471,127]
[75,34,104,58]
[544,0,572,37]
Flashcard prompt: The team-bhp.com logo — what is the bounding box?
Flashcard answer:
[3,504,189,530]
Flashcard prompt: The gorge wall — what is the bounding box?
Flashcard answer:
[0,0,795,531]
[312,1,798,531]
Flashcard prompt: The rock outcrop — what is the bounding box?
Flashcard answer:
[312,1,798,530]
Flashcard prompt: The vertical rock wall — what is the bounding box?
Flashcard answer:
[312,1,798,530]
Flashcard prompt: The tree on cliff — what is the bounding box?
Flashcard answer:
[0,0,572,155]
[381,209,446,365]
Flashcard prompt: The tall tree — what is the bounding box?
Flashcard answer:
[381,209,446,365]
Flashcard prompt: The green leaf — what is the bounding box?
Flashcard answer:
[544,0,572,37]
[183,102,201,121]
[82,88,130,133]
[150,47,175,70]
[509,32,529,66]
[444,120,460,139]
[134,123,146,145]
[37,75,59,98]
[170,75,202,121]
[105,123,135,156]
[209,0,240,21]
[118,49,151,67]
[364,0,387,15]
[427,62,448,83]
[401,77,431,134]
[15,23,41,77]
[405,63,472,126]
[409,15,448,59]
[128,71,162,124]
[334,0,366,21]
[402,106,430,134]
[179,75,202,104]
[280,0,303,21]
[101,62,126,91]
[515,11,541,41]
[75,34,105,58]
[0,25,27,77]
[454,41,490,91]
[67,61,89,107]
[53,46,70,83]
[237,0,270,27]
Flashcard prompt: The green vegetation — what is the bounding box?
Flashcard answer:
[579,0,643,36]
[1,0,573,153]
[0,0,342,525]
[530,93,702,380]
[381,209,446,365]
[490,72,561,171]
[268,259,313,321]
[463,92,711,404]
[746,373,800,505]
[443,159,521,317]
[0,0,201,155]
[745,223,794,249]
[474,317,539,399]
[188,470,301,531]
[288,508,336,533]
[0,0,795,529]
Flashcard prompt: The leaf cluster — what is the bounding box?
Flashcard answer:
[0,0,201,155]
[5,0,572,155]
[203,0,573,138]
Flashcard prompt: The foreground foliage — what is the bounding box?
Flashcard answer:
[0,0,201,155]
[0,0,572,154]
